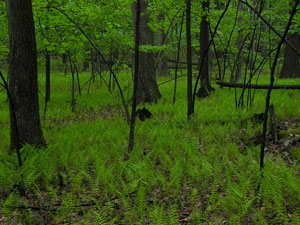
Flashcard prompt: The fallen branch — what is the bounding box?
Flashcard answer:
[216,82,300,90]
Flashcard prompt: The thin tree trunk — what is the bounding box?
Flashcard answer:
[0,71,22,167]
[68,52,76,112]
[62,53,68,75]
[173,12,184,104]
[45,51,50,102]
[128,0,141,153]
[236,2,245,82]
[186,0,193,118]
[88,49,95,94]
[74,61,81,96]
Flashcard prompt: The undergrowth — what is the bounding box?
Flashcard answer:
[0,71,299,224]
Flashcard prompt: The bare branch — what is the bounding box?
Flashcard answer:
[240,0,300,58]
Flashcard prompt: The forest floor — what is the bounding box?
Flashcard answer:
[0,71,299,224]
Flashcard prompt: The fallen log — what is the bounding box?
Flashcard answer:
[216,81,300,90]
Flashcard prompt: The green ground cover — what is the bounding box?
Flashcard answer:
[0,71,299,224]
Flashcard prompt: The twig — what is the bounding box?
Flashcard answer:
[240,0,300,58]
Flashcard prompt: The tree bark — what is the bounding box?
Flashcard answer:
[128,0,141,153]
[197,1,214,98]
[45,51,50,102]
[279,33,300,78]
[235,2,245,82]
[186,0,193,118]
[132,0,161,104]
[62,53,68,75]
[6,0,46,150]
[82,60,89,72]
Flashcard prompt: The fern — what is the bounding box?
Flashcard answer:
[149,206,167,225]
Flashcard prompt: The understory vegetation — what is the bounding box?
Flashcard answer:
[0,71,299,224]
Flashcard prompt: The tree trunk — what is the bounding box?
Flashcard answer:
[45,51,50,102]
[173,12,184,104]
[279,33,300,78]
[235,2,245,82]
[132,0,161,104]
[128,0,141,153]
[197,1,214,98]
[62,53,68,75]
[186,0,193,118]
[235,33,243,82]
[6,0,46,150]
[83,60,89,72]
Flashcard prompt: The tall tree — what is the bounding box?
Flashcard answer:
[132,0,161,103]
[6,0,46,149]
[186,0,193,118]
[45,50,51,103]
[235,2,245,82]
[128,0,141,153]
[197,0,213,98]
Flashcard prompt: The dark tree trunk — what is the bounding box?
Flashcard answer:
[132,0,161,104]
[157,14,169,76]
[68,53,76,112]
[186,0,193,118]
[128,0,141,153]
[235,3,245,82]
[248,0,257,71]
[6,0,46,150]
[62,53,68,75]
[83,61,89,72]
[279,33,300,78]
[235,39,243,82]
[90,49,95,82]
[173,12,184,104]
[197,1,213,98]
[45,51,50,102]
